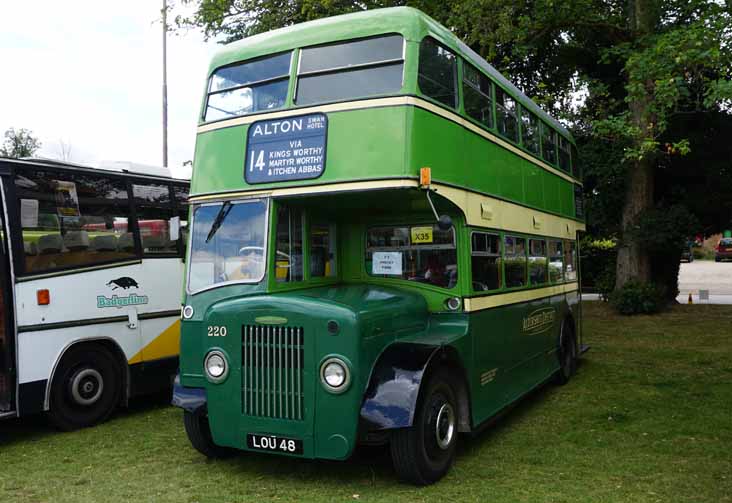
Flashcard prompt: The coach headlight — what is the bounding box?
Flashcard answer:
[320,357,351,393]
[204,350,229,383]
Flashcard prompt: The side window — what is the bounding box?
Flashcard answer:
[15,170,134,274]
[496,88,519,143]
[564,240,577,281]
[310,222,336,278]
[529,238,547,285]
[571,144,581,179]
[275,205,304,282]
[520,107,540,155]
[463,63,494,128]
[504,235,527,288]
[174,184,189,257]
[471,232,501,292]
[132,183,177,255]
[548,240,564,282]
[418,38,457,108]
[559,136,571,172]
[366,224,457,289]
[541,122,558,165]
[296,35,404,105]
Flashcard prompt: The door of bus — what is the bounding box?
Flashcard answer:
[0,187,15,415]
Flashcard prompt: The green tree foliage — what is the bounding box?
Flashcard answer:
[0,128,41,158]
[176,0,732,304]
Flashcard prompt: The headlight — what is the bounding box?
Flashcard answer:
[182,305,194,319]
[320,357,351,393]
[204,350,228,383]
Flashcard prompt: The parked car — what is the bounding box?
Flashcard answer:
[715,238,732,262]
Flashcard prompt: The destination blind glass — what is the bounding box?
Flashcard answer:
[245,113,327,184]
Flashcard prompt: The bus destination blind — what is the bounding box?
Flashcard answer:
[244,113,327,184]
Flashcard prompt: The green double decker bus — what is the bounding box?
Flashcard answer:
[173,7,585,485]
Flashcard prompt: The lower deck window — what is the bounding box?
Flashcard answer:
[471,232,501,291]
[366,224,457,289]
[549,240,564,282]
[529,238,547,285]
[504,235,527,288]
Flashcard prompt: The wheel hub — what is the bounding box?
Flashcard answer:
[70,368,104,406]
[434,403,455,450]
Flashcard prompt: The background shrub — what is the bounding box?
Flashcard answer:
[609,281,665,315]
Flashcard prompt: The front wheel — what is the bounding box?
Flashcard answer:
[390,369,458,485]
[183,410,233,458]
[47,344,122,431]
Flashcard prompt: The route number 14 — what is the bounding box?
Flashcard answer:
[249,150,265,172]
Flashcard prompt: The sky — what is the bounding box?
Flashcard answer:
[0,1,218,178]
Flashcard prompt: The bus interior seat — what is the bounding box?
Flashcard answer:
[63,230,90,252]
[142,234,166,252]
[117,233,135,252]
[92,235,118,252]
[38,234,64,254]
[23,241,39,256]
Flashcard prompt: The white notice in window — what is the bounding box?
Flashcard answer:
[169,216,180,241]
[20,199,39,228]
[372,251,403,275]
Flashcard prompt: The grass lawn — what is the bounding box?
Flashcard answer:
[1,302,731,502]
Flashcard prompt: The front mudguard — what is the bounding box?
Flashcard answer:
[359,343,439,430]
[171,374,207,414]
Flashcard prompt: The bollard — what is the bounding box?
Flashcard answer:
[688,293,693,304]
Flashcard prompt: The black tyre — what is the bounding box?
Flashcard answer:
[48,344,122,431]
[390,369,458,485]
[183,410,233,458]
[554,320,577,385]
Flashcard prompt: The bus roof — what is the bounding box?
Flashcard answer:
[208,6,571,139]
[0,157,189,182]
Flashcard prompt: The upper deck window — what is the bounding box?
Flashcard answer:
[463,63,494,128]
[205,51,292,122]
[520,107,540,155]
[418,38,457,108]
[496,88,519,143]
[559,136,571,172]
[295,35,404,105]
[541,122,558,165]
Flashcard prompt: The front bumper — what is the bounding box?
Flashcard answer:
[171,374,207,413]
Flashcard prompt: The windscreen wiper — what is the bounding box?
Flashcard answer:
[205,201,233,243]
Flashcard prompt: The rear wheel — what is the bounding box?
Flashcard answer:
[183,410,233,458]
[390,369,458,485]
[554,320,577,385]
[48,344,122,431]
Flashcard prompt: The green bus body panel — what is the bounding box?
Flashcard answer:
[193,107,409,195]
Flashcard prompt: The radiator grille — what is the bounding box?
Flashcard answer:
[242,325,304,420]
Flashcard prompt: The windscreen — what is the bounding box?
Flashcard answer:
[188,200,268,292]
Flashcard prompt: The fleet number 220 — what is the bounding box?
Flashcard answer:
[207,326,227,337]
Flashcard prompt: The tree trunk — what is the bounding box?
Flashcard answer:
[615,0,658,290]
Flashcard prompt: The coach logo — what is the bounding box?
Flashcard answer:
[107,277,139,290]
[522,307,555,335]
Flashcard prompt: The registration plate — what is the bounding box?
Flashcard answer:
[247,433,303,455]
